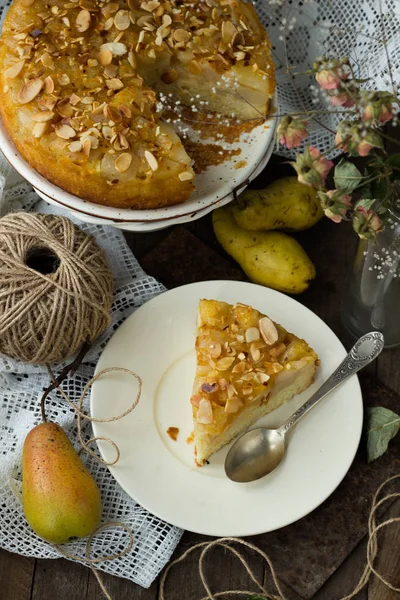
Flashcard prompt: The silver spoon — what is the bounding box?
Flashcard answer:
[225,331,384,483]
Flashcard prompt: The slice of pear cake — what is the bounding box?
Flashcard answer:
[191,299,318,466]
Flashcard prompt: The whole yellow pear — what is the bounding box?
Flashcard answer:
[22,422,102,544]
[232,177,324,231]
[213,205,316,294]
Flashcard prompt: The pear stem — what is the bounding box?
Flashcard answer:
[40,341,91,423]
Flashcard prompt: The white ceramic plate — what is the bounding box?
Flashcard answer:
[90,281,363,536]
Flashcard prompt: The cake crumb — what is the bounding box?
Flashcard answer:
[186,431,194,444]
[166,427,179,441]
[182,140,240,173]
[234,160,247,169]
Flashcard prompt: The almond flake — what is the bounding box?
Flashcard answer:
[103,17,114,30]
[4,60,25,79]
[119,104,131,118]
[98,48,113,66]
[87,58,98,67]
[259,317,279,346]
[44,75,54,93]
[58,73,70,86]
[258,372,270,385]
[173,28,191,43]
[106,78,124,90]
[141,0,160,11]
[144,150,158,171]
[179,171,194,182]
[55,123,76,139]
[57,100,73,117]
[115,152,132,172]
[68,141,83,152]
[40,52,54,69]
[208,342,221,358]
[216,356,235,371]
[104,64,118,78]
[76,9,91,32]
[69,93,81,105]
[245,327,260,343]
[114,9,130,30]
[32,121,48,138]
[100,42,127,56]
[196,399,213,424]
[225,396,243,414]
[17,77,43,104]
[221,20,237,44]
[32,111,54,122]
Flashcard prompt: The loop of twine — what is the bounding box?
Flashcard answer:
[47,365,142,465]
[159,475,400,600]
[0,213,113,364]
[56,522,134,600]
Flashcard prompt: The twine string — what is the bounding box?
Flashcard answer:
[56,522,134,600]
[47,365,142,465]
[159,475,400,600]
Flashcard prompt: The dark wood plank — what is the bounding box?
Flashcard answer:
[0,550,35,600]
[86,569,158,599]
[31,558,89,600]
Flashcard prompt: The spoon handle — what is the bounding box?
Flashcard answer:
[279,331,384,435]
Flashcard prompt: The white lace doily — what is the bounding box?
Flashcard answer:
[0,150,182,588]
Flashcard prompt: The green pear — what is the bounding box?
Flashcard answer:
[22,422,102,544]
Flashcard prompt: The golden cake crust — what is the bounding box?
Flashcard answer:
[0,0,275,209]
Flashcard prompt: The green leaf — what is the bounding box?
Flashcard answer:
[355,198,375,210]
[334,160,363,193]
[366,407,400,462]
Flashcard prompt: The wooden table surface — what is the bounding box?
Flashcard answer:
[1,158,399,599]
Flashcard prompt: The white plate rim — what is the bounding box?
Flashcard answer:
[90,281,363,537]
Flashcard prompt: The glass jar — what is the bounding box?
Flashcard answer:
[341,201,400,348]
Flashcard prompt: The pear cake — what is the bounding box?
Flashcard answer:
[0,0,275,209]
[191,300,318,466]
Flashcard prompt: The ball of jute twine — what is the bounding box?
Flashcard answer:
[0,212,113,364]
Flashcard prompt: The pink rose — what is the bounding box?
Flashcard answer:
[278,116,309,149]
[353,206,383,240]
[309,146,334,186]
[316,69,342,90]
[318,189,352,223]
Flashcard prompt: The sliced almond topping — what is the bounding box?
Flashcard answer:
[216,356,235,371]
[245,327,260,343]
[55,123,76,139]
[106,78,124,90]
[238,352,246,360]
[57,100,73,117]
[100,42,127,56]
[127,50,136,68]
[17,78,43,104]
[196,399,213,424]
[32,121,48,138]
[259,316,279,346]
[218,378,228,390]
[221,20,237,44]
[179,170,194,182]
[173,28,191,43]
[141,0,160,11]
[269,342,286,358]
[115,152,132,173]
[68,140,83,153]
[58,73,70,86]
[232,361,247,374]
[98,48,113,66]
[242,385,253,396]
[87,58,98,67]
[208,341,221,358]
[225,396,243,414]
[76,9,91,32]
[41,52,54,69]
[250,343,261,363]
[103,17,114,30]
[69,93,81,105]
[4,60,25,79]
[258,372,270,385]
[114,9,130,30]
[119,104,132,118]
[44,76,54,94]
[144,150,158,171]
[104,64,118,78]
[32,111,54,122]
